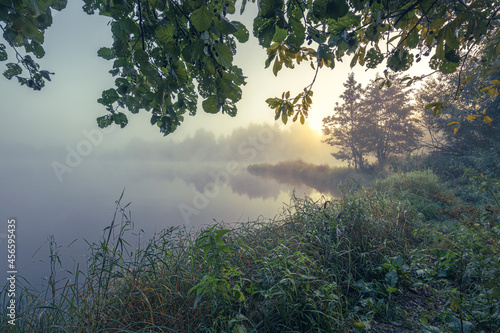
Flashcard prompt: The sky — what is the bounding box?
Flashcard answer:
[0,1,431,285]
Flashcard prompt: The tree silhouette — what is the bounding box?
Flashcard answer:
[363,75,422,164]
[323,74,422,167]
[322,73,372,170]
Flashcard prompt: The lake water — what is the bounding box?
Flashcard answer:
[1,123,338,296]
[0,160,323,292]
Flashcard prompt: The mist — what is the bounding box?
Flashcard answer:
[0,121,335,286]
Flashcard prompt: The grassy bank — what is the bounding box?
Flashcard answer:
[1,171,499,332]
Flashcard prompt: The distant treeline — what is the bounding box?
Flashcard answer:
[247,160,371,195]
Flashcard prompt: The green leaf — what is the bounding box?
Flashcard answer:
[406,28,419,48]
[98,88,120,105]
[272,58,282,76]
[214,43,233,68]
[365,48,383,68]
[258,0,284,18]
[232,21,249,43]
[26,0,52,16]
[0,44,7,61]
[254,17,275,47]
[286,17,305,48]
[386,286,399,293]
[3,63,22,80]
[391,255,404,268]
[326,0,349,19]
[440,59,459,74]
[183,39,205,62]
[365,24,379,42]
[450,298,460,312]
[387,48,413,71]
[173,61,188,86]
[112,112,128,128]
[50,0,68,11]
[350,52,358,68]
[191,6,212,31]
[155,25,174,45]
[273,27,288,43]
[203,95,220,113]
[352,322,365,329]
[39,70,52,81]
[430,18,446,30]
[425,102,440,110]
[313,0,349,20]
[435,30,445,59]
[281,110,288,124]
[444,25,459,49]
[318,44,335,69]
[97,115,113,128]
[32,42,45,58]
[266,97,280,108]
[97,47,115,60]
[214,16,238,35]
[385,270,398,287]
[240,0,248,14]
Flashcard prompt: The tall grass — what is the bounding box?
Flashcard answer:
[1,171,498,332]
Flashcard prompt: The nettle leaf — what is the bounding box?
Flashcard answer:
[191,6,212,31]
[202,95,220,113]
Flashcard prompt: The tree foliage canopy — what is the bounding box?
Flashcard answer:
[1,0,499,135]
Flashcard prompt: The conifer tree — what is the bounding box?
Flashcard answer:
[322,73,372,170]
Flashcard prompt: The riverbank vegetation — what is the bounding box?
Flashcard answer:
[1,163,498,332]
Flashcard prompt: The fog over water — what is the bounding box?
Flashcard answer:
[0,122,338,287]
